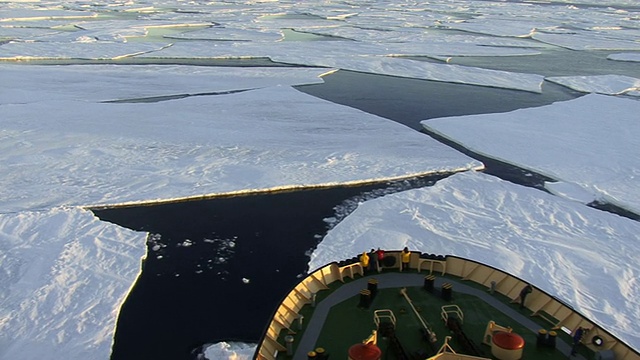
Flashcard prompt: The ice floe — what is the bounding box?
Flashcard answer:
[0,207,146,360]
[1,82,481,213]
[422,94,640,215]
[546,74,640,96]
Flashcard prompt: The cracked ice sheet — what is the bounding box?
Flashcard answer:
[532,31,640,51]
[546,74,640,97]
[0,9,96,22]
[147,41,544,93]
[274,54,544,93]
[442,7,638,38]
[290,26,548,55]
[310,170,640,351]
[0,207,147,360]
[421,94,640,215]
[0,85,482,213]
[164,26,284,42]
[0,65,332,103]
[0,41,170,60]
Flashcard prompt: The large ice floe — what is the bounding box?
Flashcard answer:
[0,207,147,360]
[546,74,640,96]
[2,0,640,359]
[422,94,640,215]
[1,66,480,214]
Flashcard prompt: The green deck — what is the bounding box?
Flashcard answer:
[276,270,594,360]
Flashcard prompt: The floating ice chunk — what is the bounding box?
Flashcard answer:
[0,41,170,60]
[532,31,640,51]
[270,54,544,93]
[178,239,194,247]
[384,42,541,57]
[0,9,96,22]
[203,341,256,360]
[545,181,598,204]
[149,40,545,92]
[164,25,283,42]
[608,53,640,63]
[444,18,541,38]
[546,74,640,96]
[253,12,338,29]
[0,65,331,104]
[0,26,63,40]
[422,94,640,215]
[292,26,547,55]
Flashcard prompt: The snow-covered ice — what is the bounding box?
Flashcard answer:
[546,74,640,96]
[609,53,640,63]
[423,94,640,215]
[0,207,147,360]
[1,72,481,213]
[2,0,640,359]
[0,64,332,103]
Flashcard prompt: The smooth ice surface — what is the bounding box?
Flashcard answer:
[422,94,640,215]
[1,80,480,214]
[137,41,546,93]
[0,64,332,103]
[609,53,640,62]
[546,74,640,96]
[532,31,640,51]
[310,171,640,351]
[0,42,169,60]
[0,207,147,360]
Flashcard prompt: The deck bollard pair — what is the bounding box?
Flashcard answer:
[536,329,557,348]
[308,347,328,360]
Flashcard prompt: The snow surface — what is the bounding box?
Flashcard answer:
[422,94,640,216]
[609,53,640,62]
[1,68,480,214]
[546,74,640,96]
[0,207,147,360]
[1,0,640,359]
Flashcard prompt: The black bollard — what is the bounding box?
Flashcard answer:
[536,329,548,347]
[367,279,378,299]
[441,283,453,301]
[315,347,327,360]
[547,331,557,348]
[424,275,435,292]
[358,289,372,308]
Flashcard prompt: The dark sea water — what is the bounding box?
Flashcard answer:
[99,176,445,360]
[97,50,640,359]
